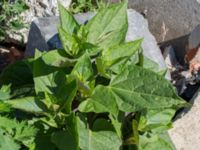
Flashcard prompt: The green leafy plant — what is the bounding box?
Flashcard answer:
[0,0,28,41]
[0,1,186,150]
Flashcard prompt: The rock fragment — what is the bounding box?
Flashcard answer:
[6,0,72,43]
[169,87,200,150]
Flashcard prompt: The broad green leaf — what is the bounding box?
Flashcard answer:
[92,118,115,132]
[34,70,77,112]
[77,114,121,150]
[36,49,77,68]
[51,113,79,150]
[58,2,79,35]
[34,70,64,96]
[139,132,175,150]
[33,52,68,99]
[96,57,110,79]
[34,134,56,150]
[51,131,78,150]
[85,1,128,48]
[138,109,176,132]
[142,56,160,73]
[78,85,119,115]
[58,26,80,56]
[71,53,94,96]
[98,39,142,75]
[33,50,78,113]
[61,75,78,113]
[81,42,101,56]
[101,39,142,67]
[0,130,20,150]
[6,97,44,113]
[79,65,186,115]
[72,53,93,82]
[0,84,11,100]
[138,53,168,77]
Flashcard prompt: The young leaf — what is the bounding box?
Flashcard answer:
[101,39,142,67]
[58,2,79,35]
[139,132,176,150]
[79,65,186,115]
[0,84,11,101]
[58,26,79,56]
[85,1,128,49]
[98,39,142,75]
[138,109,176,132]
[72,53,93,82]
[0,102,11,112]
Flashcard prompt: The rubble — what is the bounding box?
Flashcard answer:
[169,87,200,150]
[6,0,72,43]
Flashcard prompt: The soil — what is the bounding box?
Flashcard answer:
[0,42,25,72]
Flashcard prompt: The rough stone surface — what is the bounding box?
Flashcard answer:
[128,0,200,43]
[23,0,71,23]
[188,24,200,49]
[8,0,71,43]
[25,9,167,72]
[169,88,200,150]
[163,46,179,71]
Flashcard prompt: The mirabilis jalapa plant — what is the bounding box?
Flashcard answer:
[0,1,187,150]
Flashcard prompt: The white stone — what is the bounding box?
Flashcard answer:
[6,0,71,43]
[163,45,179,71]
[169,88,200,150]
[126,9,166,70]
[188,25,200,49]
